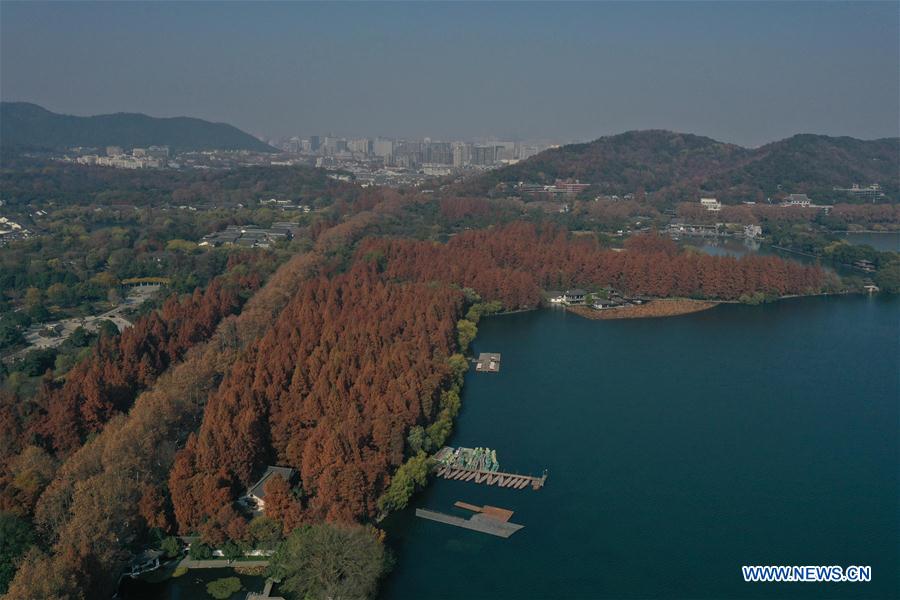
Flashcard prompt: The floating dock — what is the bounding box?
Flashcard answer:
[415,508,524,538]
[475,352,501,373]
[434,446,547,490]
[453,501,515,522]
[435,466,546,490]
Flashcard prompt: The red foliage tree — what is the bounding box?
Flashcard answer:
[360,222,823,306]
[263,475,303,534]
[169,261,463,533]
[29,278,253,455]
[168,222,824,539]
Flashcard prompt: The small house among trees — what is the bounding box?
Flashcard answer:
[240,466,297,512]
[563,289,587,305]
[592,297,622,310]
[129,549,163,577]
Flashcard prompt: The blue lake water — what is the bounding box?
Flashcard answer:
[682,236,763,258]
[838,232,899,253]
[382,296,899,599]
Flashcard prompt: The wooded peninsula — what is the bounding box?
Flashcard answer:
[0,147,895,599]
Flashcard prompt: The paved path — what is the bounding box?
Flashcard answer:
[177,558,269,569]
[5,285,161,361]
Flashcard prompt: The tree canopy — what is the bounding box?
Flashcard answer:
[269,524,389,600]
[0,512,34,594]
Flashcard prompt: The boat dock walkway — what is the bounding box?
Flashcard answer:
[435,465,547,490]
[415,508,524,538]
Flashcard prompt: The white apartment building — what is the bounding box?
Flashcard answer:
[700,198,722,211]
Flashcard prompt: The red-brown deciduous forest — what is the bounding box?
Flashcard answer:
[0,256,267,516]
[2,215,828,599]
[362,223,824,308]
[168,223,823,542]
[31,280,246,453]
[4,250,331,600]
[169,260,463,539]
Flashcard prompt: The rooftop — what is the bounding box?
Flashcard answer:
[247,466,297,499]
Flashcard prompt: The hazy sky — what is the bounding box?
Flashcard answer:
[1,2,898,146]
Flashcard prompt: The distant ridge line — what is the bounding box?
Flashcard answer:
[0,101,277,153]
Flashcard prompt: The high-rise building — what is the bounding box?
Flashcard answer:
[452,143,471,167]
[320,137,349,155]
[348,138,372,155]
[516,144,541,160]
[471,145,501,166]
[309,136,321,153]
[373,139,394,161]
[493,141,516,161]
[425,142,452,165]
[392,141,423,167]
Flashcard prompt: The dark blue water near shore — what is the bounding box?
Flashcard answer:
[381,295,899,599]
[118,568,265,599]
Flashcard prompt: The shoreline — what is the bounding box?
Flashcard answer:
[486,307,539,317]
[566,298,718,320]
[767,244,821,259]
[831,229,900,234]
[565,291,867,321]
[377,290,868,522]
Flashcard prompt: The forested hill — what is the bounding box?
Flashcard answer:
[458,130,899,203]
[705,134,899,201]
[0,102,276,153]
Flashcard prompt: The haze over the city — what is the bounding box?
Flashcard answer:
[1,2,899,600]
[1,1,898,146]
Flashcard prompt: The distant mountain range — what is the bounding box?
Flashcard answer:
[459,130,898,203]
[0,102,276,153]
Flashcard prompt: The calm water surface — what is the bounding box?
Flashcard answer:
[118,568,265,599]
[838,232,899,253]
[382,296,899,600]
[682,236,763,258]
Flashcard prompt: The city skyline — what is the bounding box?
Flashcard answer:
[2,2,898,147]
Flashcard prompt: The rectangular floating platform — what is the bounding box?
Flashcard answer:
[481,505,515,522]
[415,508,524,538]
[475,352,501,372]
[453,501,515,523]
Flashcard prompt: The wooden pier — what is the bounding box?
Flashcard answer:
[415,508,524,538]
[453,501,515,522]
[435,465,547,490]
